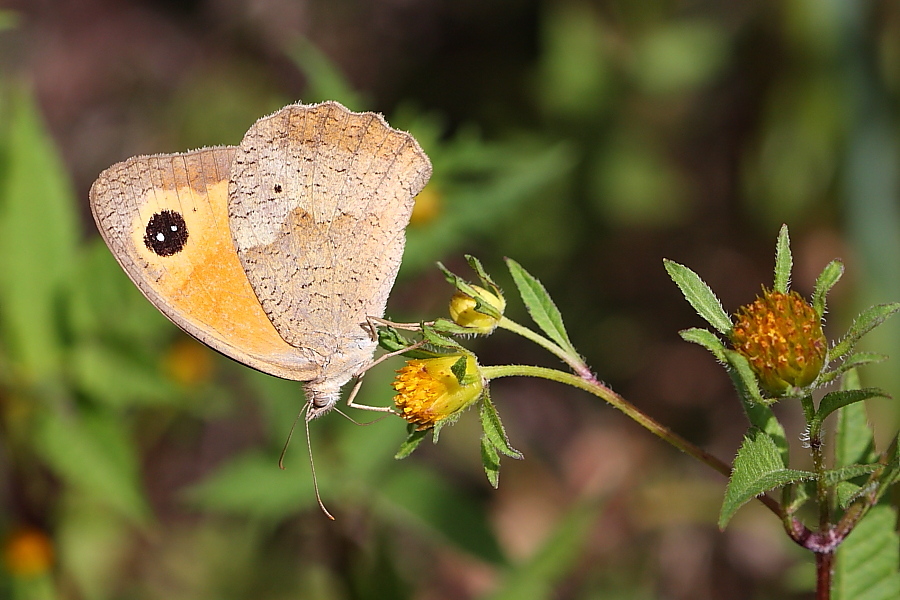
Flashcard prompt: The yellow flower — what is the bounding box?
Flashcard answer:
[392,354,483,430]
[3,528,54,578]
[164,336,213,386]
[410,184,441,226]
[448,285,505,334]
[730,289,827,396]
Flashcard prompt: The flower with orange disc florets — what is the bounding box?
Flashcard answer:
[730,288,827,396]
[392,354,484,430]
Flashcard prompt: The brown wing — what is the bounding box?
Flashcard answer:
[89,147,320,381]
[227,102,432,376]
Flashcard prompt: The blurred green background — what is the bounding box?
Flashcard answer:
[1,1,899,599]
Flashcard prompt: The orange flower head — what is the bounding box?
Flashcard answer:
[392,354,483,430]
[730,289,826,396]
[3,528,54,578]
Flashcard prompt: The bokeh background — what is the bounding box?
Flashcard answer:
[1,1,900,599]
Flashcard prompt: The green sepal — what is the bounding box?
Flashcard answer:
[431,317,480,336]
[438,261,503,321]
[450,355,468,384]
[464,254,502,296]
[421,323,469,353]
[812,259,844,319]
[505,258,578,356]
[664,259,733,335]
[830,303,900,363]
[773,224,792,294]
[720,428,816,529]
[395,425,429,459]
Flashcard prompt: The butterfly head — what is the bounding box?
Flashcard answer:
[304,381,341,421]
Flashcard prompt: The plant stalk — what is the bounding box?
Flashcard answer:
[481,364,785,518]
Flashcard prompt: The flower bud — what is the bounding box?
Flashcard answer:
[730,289,826,396]
[448,285,505,334]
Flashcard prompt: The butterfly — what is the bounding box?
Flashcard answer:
[90,101,432,420]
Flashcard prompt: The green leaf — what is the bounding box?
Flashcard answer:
[376,465,506,564]
[836,369,877,467]
[722,350,789,463]
[185,450,313,519]
[395,426,429,459]
[505,258,578,355]
[286,37,366,109]
[830,303,900,362]
[0,10,21,31]
[812,259,844,318]
[818,352,888,386]
[679,327,727,362]
[836,481,865,509]
[480,395,523,460]
[483,501,599,600]
[719,428,815,529]
[35,410,149,524]
[834,504,900,600]
[875,434,900,504]
[481,436,501,488]
[0,85,79,379]
[821,464,879,485]
[724,349,767,406]
[773,224,792,294]
[663,259,733,335]
[814,388,889,431]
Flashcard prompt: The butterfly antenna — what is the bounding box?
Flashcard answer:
[278,402,306,470]
[305,408,335,520]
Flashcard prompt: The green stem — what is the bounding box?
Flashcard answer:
[805,394,831,530]
[497,317,591,378]
[481,364,783,519]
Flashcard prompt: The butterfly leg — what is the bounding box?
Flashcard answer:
[344,338,428,413]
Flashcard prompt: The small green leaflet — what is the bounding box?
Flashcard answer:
[395,426,429,460]
[812,259,844,319]
[813,388,889,434]
[773,224,792,294]
[830,303,900,362]
[678,327,727,362]
[663,259,733,335]
[505,258,578,356]
[479,394,522,488]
